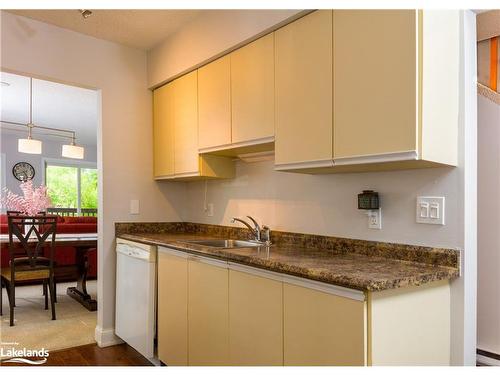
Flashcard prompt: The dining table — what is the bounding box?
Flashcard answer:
[0,233,98,311]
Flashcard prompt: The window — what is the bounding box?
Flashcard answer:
[44,159,97,215]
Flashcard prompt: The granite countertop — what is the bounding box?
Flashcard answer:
[116,229,459,292]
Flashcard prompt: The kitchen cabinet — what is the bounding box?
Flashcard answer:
[157,248,188,365]
[275,10,459,173]
[333,10,417,162]
[230,33,275,149]
[274,10,333,169]
[228,266,283,365]
[198,55,232,151]
[153,71,234,181]
[332,10,459,170]
[156,248,450,366]
[173,71,199,176]
[188,256,229,365]
[283,282,366,365]
[153,82,175,178]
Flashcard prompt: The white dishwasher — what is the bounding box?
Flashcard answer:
[115,238,157,360]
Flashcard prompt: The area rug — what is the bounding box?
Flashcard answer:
[0,280,97,359]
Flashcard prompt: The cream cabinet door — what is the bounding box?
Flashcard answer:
[188,258,229,365]
[333,10,417,160]
[198,55,232,150]
[174,71,199,175]
[157,249,188,365]
[275,10,333,167]
[153,83,174,178]
[231,33,275,144]
[283,283,366,365]
[228,269,283,365]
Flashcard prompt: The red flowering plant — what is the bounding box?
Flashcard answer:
[1,180,52,216]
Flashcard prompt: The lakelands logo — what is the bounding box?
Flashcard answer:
[1,346,50,365]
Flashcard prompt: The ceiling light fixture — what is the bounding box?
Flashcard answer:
[1,76,85,159]
[79,9,93,19]
[62,137,85,159]
[18,78,42,155]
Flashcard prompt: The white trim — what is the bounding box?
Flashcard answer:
[477,353,500,366]
[42,157,97,169]
[94,326,123,348]
[172,171,200,179]
[459,9,478,366]
[154,174,175,180]
[282,273,366,302]
[198,136,275,154]
[274,159,334,171]
[158,245,190,258]
[237,150,275,163]
[188,254,228,269]
[333,150,419,166]
[228,261,285,283]
[0,153,6,190]
[154,172,200,180]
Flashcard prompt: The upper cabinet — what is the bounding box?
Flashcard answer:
[153,82,175,178]
[153,71,234,181]
[198,55,232,151]
[154,10,460,178]
[275,10,333,169]
[275,10,459,173]
[332,10,459,170]
[231,33,275,147]
[333,10,418,161]
[173,71,199,176]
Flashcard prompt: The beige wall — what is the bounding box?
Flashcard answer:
[477,94,500,355]
[147,9,303,88]
[0,11,186,345]
[185,160,461,248]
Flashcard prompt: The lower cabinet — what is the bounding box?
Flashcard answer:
[188,257,229,365]
[157,247,451,366]
[157,249,188,365]
[283,283,365,365]
[228,267,283,365]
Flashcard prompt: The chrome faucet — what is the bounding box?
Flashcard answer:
[231,216,271,245]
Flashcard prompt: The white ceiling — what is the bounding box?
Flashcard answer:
[1,72,98,147]
[6,9,202,50]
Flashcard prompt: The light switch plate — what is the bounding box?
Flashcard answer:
[416,196,445,225]
[206,203,214,217]
[130,199,140,215]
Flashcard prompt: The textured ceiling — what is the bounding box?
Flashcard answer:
[6,9,202,50]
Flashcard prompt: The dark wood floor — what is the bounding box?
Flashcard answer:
[1,343,153,366]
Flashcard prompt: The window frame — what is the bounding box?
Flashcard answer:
[43,157,97,215]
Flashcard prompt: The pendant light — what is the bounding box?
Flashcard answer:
[18,78,42,154]
[62,137,84,159]
[13,76,86,159]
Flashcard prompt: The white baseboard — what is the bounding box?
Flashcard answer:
[94,326,124,348]
[477,354,500,366]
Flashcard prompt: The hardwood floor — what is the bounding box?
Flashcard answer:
[1,343,153,366]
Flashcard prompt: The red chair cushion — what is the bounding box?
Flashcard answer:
[63,216,97,224]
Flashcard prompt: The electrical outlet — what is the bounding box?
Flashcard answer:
[368,209,382,229]
[206,203,214,217]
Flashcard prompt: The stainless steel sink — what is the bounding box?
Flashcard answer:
[179,239,265,248]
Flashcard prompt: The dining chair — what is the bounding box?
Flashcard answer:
[0,213,58,326]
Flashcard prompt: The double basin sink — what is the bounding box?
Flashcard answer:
[179,239,267,249]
